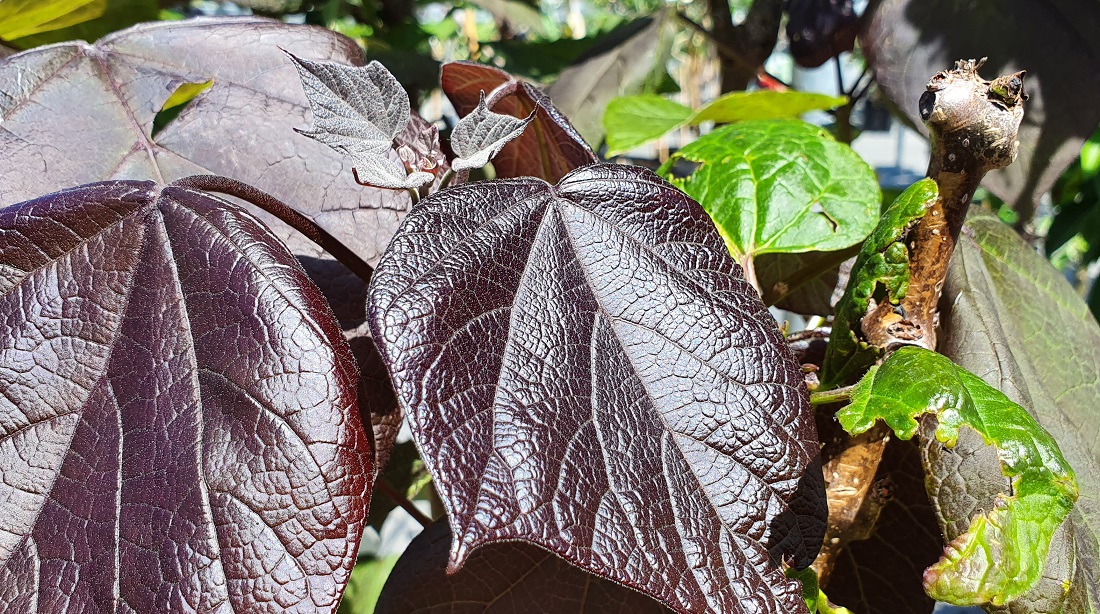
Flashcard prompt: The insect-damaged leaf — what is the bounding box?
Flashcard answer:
[936,213,1100,611]
[838,347,1078,607]
[861,0,1100,219]
[441,61,597,182]
[376,519,675,613]
[285,53,434,189]
[660,120,880,263]
[450,92,534,172]
[0,180,373,612]
[368,163,827,613]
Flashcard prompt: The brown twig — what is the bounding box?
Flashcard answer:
[377,478,433,528]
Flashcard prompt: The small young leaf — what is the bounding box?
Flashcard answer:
[660,120,880,262]
[602,94,693,156]
[820,178,938,388]
[450,92,534,172]
[690,90,847,125]
[838,346,1079,606]
[286,52,433,189]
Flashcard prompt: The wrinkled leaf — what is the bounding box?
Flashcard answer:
[820,178,938,388]
[546,14,672,145]
[602,94,693,156]
[451,93,534,172]
[0,180,373,612]
[660,120,880,262]
[839,347,1078,606]
[938,213,1100,611]
[861,0,1100,219]
[377,520,674,613]
[0,17,412,268]
[691,90,847,125]
[286,53,433,189]
[368,163,826,613]
[0,0,104,40]
[441,61,597,182]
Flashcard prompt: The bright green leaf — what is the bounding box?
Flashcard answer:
[820,178,938,388]
[0,0,104,40]
[5,0,157,48]
[659,119,880,264]
[690,90,847,125]
[602,94,692,155]
[839,346,1079,607]
[787,567,855,614]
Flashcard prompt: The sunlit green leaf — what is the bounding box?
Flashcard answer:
[839,346,1079,606]
[691,90,847,124]
[602,94,692,156]
[0,0,104,40]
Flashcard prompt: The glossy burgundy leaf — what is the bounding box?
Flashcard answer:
[368,164,826,614]
[376,520,675,613]
[0,17,413,267]
[441,61,597,182]
[861,0,1100,218]
[0,180,373,612]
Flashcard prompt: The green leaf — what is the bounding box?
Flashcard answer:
[337,555,400,614]
[691,90,847,125]
[820,178,938,388]
[659,119,880,264]
[602,94,692,156]
[0,0,103,40]
[938,212,1100,610]
[839,346,1079,606]
[4,0,156,48]
[787,567,855,614]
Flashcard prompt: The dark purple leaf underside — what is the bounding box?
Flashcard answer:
[441,61,597,182]
[368,164,826,614]
[0,181,373,612]
[376,519,675,613]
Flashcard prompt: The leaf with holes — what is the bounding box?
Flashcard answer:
[659,120,879,266]
[839,346,1078,606]
[368,163,826,614]
[0,17,418,269]
[376,520,675,613]
[441,61,597,182]
[286,52,433,189]
[450,93,534,172]
[0,180,373,612]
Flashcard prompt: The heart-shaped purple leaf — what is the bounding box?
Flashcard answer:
[0,180,373,612]
[368,164,826,613]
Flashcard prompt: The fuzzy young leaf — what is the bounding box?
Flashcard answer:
[286,52,432,189]
[441,61,597,182]
[450,93,534,172]
[368,163,826,614]
[0,180,373,612]
[839,347,1078,606]
[820,178,938,388]
[660,120,880,262]
[376,520,675,613]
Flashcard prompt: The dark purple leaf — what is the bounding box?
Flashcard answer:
[367,163,826,614]
[0,180,373,612]
[785,0,859,68]
[861,0,1100,218]
[0,17,412,267]
[376,520,675,613]
[441,61,597,182]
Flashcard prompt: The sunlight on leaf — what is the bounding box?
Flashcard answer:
[0,0,104,40]
[450,92,533,172]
